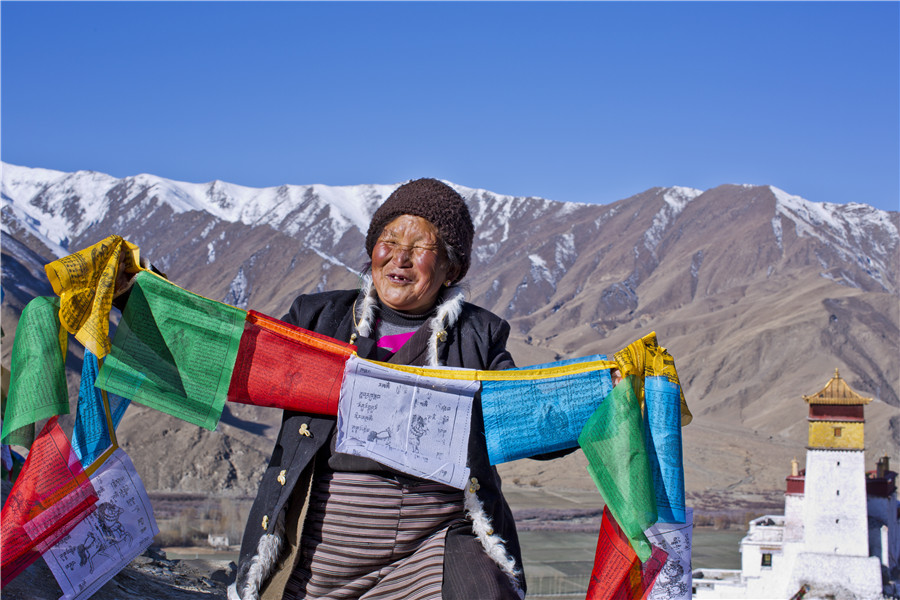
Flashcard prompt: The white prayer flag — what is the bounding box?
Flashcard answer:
[336,355,479,489]
[646,506,693,600]
[43,449,159,600]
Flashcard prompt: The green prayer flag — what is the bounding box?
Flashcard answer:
[2,296,69,446]
[578,375,657,562]
[96,272,245,430]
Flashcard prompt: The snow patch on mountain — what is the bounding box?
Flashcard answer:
[642,186,703,258]
[555,233,576,268]
[771,185,898,291]
[223,266,250,308]
[771,186,841,242]
[129,174,212,215]
[313,184,389,234]
[3,167,122,249]
[469,193,516,243]
[311,248,357,274]
[528,253,555,287]
[1,201,70,257]
[771,215,783,250]
[474,242,501,265]
[2,163,69,193]
[203,179,263,221]
[458,184,570,244]
[770,186,897,244]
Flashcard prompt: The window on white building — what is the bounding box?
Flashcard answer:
[761,553,772,568]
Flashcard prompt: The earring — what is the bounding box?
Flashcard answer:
[445,281,451,287]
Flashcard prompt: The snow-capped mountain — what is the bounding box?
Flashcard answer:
[3,162,896,308]
[2,162,898,500]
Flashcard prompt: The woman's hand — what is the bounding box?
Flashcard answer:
[113,252,135,299]
[113,252,155,301]
[611,368,622,387]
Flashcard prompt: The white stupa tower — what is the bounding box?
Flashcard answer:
[800,368,871,555]
[781,369,886,598]
[693,369,894,599]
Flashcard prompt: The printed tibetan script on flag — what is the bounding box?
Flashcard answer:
[1,296,69,447]
[72,349,131,468]
[1,417,98,586]
[44,235,142,358]
[336,356,478,489]
[644,376,686,523]
[43,449,158,600]
[227,311,354,414]
[481,355,615,464]
[645,507,693,600]
[97,272,245,430]
[578,375,657,562]
[587,506,667,600]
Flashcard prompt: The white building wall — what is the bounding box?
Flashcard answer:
[803,449,868,555]
[692,570,746,600]
[736,516,802,599]
[789,552,883,600]
[783,493,804,542]
[744,542,803,600]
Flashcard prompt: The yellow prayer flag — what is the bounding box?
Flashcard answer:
[44,235,143,358]
[365,356,618,381]
[614,331,692,426]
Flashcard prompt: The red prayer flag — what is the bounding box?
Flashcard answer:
[226,311,356,415]
[1,417,98,586]
[587,507,668,600]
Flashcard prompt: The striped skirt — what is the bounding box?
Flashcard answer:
[283,471,466,600]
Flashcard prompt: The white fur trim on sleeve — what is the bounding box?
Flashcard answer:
[427,287,465,367]
[227,582,242,600]
[464,486,525,599]
[238,510,286,600]
[355,275,377,339]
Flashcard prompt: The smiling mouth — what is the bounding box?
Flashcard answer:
[387,273,413,284]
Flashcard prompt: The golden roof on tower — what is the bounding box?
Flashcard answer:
[803,368,872,405]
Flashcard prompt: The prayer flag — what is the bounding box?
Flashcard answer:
[43,448,159,600]
[587,507,667,600]
[481,357,614,464]
[578,375,657,562]
[1,417,98,586]
[72,349,131,468]
[336,355,478,489]
[643,376,685,523]
[615,333,688,523]
[614,332,691,426]
[44,235,142,358]
[96,272,245,430]
[366,355,618,466]
[645,508,693,600]
[227,311,355,414]
[1,296,69,446]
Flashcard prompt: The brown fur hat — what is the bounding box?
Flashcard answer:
[365,178,474,282]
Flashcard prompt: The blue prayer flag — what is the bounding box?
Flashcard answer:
[643,376,686,523]
[72,349,131,467]
[482,356,614,464]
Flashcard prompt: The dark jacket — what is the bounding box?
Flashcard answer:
[231,287,524,600]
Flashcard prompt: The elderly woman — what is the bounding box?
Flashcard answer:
[230,179,531,600]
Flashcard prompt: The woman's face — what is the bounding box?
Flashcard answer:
[371,215,456,314]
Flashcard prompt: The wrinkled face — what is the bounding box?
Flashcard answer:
[371,215,456,314]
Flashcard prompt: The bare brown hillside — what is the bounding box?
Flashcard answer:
[2,167,897,514]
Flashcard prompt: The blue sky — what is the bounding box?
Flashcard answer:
[2,1,898,212]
